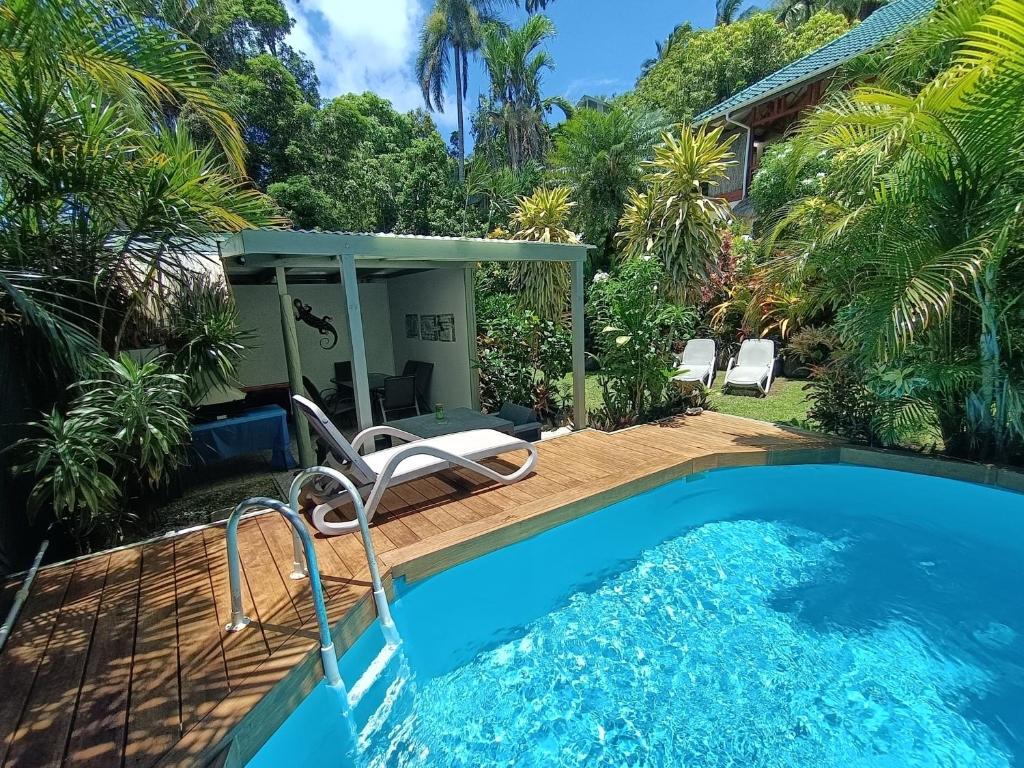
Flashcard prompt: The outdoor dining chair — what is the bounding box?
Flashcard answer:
[377,375,419,421]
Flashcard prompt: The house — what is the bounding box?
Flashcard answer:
[694,0,935,205]
[218,230,591,466]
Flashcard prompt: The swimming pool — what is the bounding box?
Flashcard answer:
[248,463,1024,767]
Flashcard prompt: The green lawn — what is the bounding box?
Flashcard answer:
[568,373,811,427]
[707,376,810,425]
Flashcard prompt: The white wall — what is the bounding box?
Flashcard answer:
[232,281,394,390]
[387,269,472,410]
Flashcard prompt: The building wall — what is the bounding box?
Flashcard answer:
[232,282,394,392]
[387,269,472,410]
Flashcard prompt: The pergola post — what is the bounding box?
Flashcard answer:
[340,253,374,433]
[276,266,314,467]
[464,267,481,411]
[571,257,587,429]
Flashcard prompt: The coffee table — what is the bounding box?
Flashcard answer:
[385,407,514,439]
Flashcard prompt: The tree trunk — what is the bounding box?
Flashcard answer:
[454,47,465,184]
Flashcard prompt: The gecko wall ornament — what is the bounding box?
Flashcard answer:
[293,298,338,350]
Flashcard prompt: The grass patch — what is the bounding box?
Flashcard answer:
[707,377,811,425]
[565,372,811,427]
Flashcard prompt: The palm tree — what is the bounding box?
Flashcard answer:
[763,0,1024,459]
[549,106,665,265]
[640,23,690,76]
[0,0,282,374]
[479,15,572,170]
[716,0,746,24]
[416,0,510,183]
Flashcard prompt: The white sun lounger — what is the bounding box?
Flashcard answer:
[723,338,776,395]
[292,395,539,536]
[672,338,716,387]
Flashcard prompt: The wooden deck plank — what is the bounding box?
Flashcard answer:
[201,528,270,691]
[230,520,302,652]
[255,514,328,627]
[0,564,75,766]
[123,541,181,768]
[1,414,844,768]
[4,555,109,768]
[172,535,229,735]
[62,548,142,767]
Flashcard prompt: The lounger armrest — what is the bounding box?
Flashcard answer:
[351,425,421,452]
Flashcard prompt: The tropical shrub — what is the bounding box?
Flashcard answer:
[509,186,581,321]
[17,354,192,551]
[761,0,1024,462]
[784,325,840,377]
[748,139,834,225]
[617,125,735,300]
[162,275,252,406]
[587,258,697,429]
[476,293,571,421]
[547,106,665,266]
[19,410,122,552]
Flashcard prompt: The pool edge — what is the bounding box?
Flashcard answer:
[187,442,1024,768]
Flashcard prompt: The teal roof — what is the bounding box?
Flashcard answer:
[694,0,935,124]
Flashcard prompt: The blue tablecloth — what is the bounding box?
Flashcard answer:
[189,405,297,470]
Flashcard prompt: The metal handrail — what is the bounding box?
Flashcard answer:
[224,466,401,697]
[225,497,344,691]
[289,466,400,647]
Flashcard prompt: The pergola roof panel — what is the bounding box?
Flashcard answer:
[220,229,591,269]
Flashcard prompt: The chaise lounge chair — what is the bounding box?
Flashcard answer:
[672,339,716,387]
[292,395,539,536]
[723,338,776,395]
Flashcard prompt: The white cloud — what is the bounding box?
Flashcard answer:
[285,0,456,129]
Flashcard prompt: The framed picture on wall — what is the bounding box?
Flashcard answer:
[420,314,439,341]
[437,313,455,342]
[405,313,419,339]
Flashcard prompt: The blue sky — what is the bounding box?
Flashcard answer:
[285,1,724,139]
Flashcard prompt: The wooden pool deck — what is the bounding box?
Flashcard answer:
[0,413,841,768]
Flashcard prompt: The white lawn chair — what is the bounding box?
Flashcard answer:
[672,339,716,387]
[723,339,776,395]
[292,395,538,536]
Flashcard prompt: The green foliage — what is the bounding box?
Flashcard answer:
[587,258,697,428]
[804,355,885,444]
[163,275,252,406]
[19,409,122,550]
[617,125,735,299]
[478,15,571,169]
[17,354,192,550]
[0,0,282,377]
[268,95,463,234]
[784,325,839,376]
[628,11,850,122]
[475,293,572,420]
[214,54,318,187]
[748,139,834,223]
[761,0,1024,461]
[509,186,581,320]
[77,355,192,490]
[548,106,665,265]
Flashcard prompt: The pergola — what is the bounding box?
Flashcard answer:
[219,229,593,465]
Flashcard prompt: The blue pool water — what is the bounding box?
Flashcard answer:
[249,464,1024,767]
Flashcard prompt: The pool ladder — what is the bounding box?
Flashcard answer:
[224,466,402,711]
